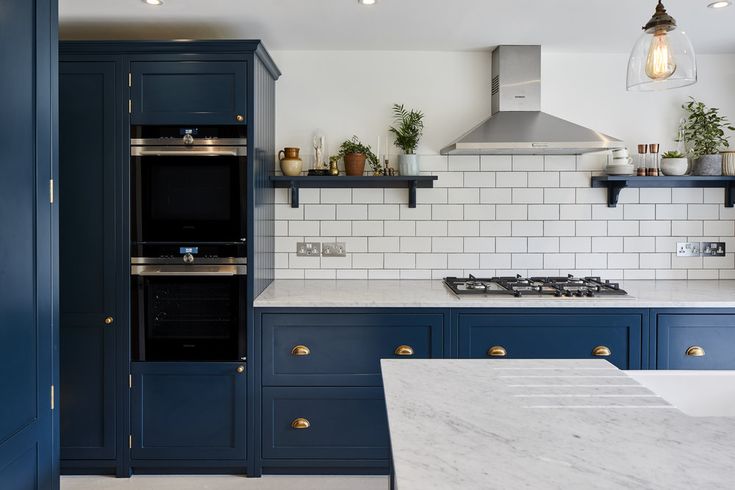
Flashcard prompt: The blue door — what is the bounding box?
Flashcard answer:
[0,0,57,489]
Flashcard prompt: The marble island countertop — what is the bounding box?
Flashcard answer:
[381,359,735,490]
[254,279,735,308]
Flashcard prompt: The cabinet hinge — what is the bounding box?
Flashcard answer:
[128,72,132,87]
[129,374,132,389]
[49,179,54,204]
[128,99,132,113]
[129,435,132,449]
[50,385,55,410]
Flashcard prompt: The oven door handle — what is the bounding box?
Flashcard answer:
[131,147,246,157]
[131,265,247,276]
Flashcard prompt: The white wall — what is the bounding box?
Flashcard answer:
[269,50,735,280]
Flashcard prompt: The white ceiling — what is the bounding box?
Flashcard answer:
[60,0,735,53]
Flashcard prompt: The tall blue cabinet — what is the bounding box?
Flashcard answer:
[58,41,279,477]
[0,0,58,489]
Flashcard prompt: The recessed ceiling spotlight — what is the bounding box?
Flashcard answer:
[708,1,731,8]
[358,0,377,5]
[143,0,163,5]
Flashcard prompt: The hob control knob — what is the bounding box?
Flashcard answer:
[183,253,194,264]
[182,133,194,145]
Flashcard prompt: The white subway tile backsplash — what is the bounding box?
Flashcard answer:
[272,157,733,278]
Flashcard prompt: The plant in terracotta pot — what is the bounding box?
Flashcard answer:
[680,98,735,176]
[660,150,688,176]
[388,103,424,176]
[338,136,379,176]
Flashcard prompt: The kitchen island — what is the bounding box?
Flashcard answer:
[381,359,735,490]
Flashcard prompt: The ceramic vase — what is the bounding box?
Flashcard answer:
[344,153,366,176]
[722,151,735,176]
[691,154,722,176]
[279,147,303,176]
[398,154,420,176]
[660,157,689,176]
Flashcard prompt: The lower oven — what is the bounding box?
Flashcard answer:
[131,262,246,362]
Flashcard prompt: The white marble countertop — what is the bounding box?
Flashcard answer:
[254,279,735,308]
[381,359,735,490]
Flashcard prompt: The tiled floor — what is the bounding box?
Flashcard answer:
[61,475,389,490]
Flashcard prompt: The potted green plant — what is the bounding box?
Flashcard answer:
[388,103,424,176]
[660,150,688,176]
[680,98,735,176]
[338,136,379,176]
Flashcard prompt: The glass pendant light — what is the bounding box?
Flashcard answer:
[626,1,696,91]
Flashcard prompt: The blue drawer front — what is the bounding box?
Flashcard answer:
[262,387,389,460]
[131,61,247,124]
[131,362,247,461]
[657,314,735,369]
[262,312,444,386]
[457,314,642,369]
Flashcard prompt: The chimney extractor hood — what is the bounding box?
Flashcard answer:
[441,45,623,156]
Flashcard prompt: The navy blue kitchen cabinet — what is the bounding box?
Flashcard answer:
[455,310,646,369]
[130,363,247,467]
[59,60,122,470]
[262,387,390,461]
[130,61,248,125]
[656,312,735,369]
[262,311,445,386]
[0,0,57,489]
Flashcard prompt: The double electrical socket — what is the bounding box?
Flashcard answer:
[296,241,347,257]
[677,241,726,257]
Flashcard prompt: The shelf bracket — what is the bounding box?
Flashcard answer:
[727,183,734,208]
[408,180,418,208]
[289,181,299,208]
[606,182,627,208]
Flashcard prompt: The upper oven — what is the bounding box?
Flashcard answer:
[131,126,247,259]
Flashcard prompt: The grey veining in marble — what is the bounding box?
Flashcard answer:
[254,279,735,308]
[381,359,735,490]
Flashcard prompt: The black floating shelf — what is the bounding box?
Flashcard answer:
[591,175,735,208]
[270,175,438,208]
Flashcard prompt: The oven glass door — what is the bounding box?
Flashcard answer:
[132,154,245,244]
[132,274,245,361]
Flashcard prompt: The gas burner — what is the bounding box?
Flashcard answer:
[443,274,629,298]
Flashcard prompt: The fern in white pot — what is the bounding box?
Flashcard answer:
[389,104,424,176]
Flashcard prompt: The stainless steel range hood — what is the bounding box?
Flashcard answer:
[441,45,623,155]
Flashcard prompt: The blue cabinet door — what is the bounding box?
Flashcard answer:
[131,61,248,125]
[0,0,56,488]
[657,314,735,369]
[457,312,643,369]
[59,61,118,462]
[131,362,247,461]
[262,387,389,460]
[262,312,445,386]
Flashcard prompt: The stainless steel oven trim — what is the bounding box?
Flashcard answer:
[131,264,247,276]
[131,257,247,265]
[131,138,248,146]
[131,146,247,157]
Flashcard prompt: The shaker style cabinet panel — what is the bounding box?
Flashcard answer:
[261,312,445,386]
[130,61,248,125]
[262,387,390,460]
[456,312,643,369]
[59,61,119,462]
[657,314,735,369]
[130,362,247,461]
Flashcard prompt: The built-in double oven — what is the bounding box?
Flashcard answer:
[130,126,247,362]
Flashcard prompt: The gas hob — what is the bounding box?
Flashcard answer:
[444,274,628,298]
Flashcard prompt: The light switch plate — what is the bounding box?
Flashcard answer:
[677,242,701,257]
[701,242,726,257]
[296,242,321,257]
[322,242,347,257]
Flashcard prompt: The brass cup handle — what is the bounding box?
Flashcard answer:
[235,114,244,122]
[104,316,114,325]
[291,418,310,430]
[291,345,311,356]
[487,346,507,357]
[236,365,245,374]
[686,346,705,357]
[592,345,612,357]
[394,345,414,356]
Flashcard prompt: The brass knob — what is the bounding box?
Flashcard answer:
[394,345,414,356]
[291,345,310,356]
[104,316,114,325]
[235,114,244,122]
[592,345,611,357]
[686,346,705,357]
[291,418,310,430]
[487,346,507,357]
[236,365,245,373]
